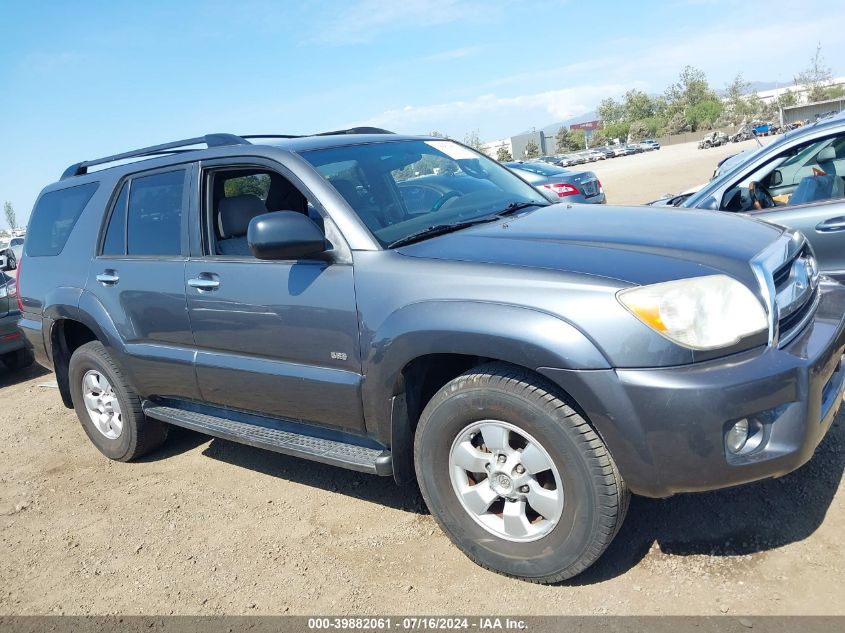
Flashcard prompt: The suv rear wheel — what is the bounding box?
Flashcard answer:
[414,363,629,583]
[68,341,168,461]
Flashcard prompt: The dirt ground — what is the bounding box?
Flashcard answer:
[2,138,843,617]
[594,137,765,205]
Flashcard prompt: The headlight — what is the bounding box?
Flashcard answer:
[617,274,767,350]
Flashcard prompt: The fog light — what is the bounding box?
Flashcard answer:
[726,418,750,454]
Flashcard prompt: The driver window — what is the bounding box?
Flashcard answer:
[722,133,845,212]
[204,168,316,257]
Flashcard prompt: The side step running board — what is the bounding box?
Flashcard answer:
[143,404,393,476]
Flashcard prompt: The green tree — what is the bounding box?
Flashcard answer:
[602,121,630,143]
[664,65,717,119]
[628,120,650,142]
[687,99,723,131]
[463,129,484,151]
[3,202,16,231]
[725,73,752,124]
[623,89,656,122]
[495,145,512,162]
[554,126,572,153]
[795,44,845,102]
[597,97,625,124]
[523,139,540,159]
[589,130,608,147]
[569,129,586,151]
[665,112,689,135]
[224,175,270,199]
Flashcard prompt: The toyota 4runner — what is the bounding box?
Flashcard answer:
[19,129,845,583]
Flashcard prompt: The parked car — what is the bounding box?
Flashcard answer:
[21,129,845,584]
[625,144,644,154]
[639,139,660,151]
[0,272,33,371]
[610,145,628,157]
[505,161,606,204]
[683,111,845,281]
[555,154,576,167]
[594,147,616,159]
[0,236,23,271]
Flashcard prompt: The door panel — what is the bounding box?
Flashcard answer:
[185,259,365,432]
[85,259,200,399]
[756,199,845,281]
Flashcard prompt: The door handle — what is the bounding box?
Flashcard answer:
[816,217,845,233]
[188,276,220,291]
[96,271,119,285]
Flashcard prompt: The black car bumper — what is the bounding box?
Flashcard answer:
[541,278,845,498]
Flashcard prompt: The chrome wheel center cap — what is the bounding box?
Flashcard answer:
[490,472,514,496]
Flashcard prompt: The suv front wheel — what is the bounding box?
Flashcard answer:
[68,341,168,461]
[414,363,629,583]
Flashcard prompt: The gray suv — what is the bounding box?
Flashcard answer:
[20,129,845,583]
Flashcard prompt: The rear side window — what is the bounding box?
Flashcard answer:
[26,182,98,256]
[126,170,185,256]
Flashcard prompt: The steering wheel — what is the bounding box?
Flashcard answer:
[431,191,462,212]
[750,182,776,209]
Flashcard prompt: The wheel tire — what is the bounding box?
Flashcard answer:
[68,340,168,461]
[5,251,16,271]
[414,363,629,584]
[3,348,33,370]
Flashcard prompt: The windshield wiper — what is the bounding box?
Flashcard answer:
[387,201,547,249]
[388,217,501,249]
[496,201,548,216]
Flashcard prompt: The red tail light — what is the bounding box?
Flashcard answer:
[543,183,580,197]
[15,256,23,313]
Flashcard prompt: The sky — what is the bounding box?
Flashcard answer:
[1,0,843,225]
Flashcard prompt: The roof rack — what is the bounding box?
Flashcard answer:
[241,127,394,141]
[60,133,251,179]
[60,128,395,179]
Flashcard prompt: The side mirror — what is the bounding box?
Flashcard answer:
[769,170,783,187]
[248,211,327,260]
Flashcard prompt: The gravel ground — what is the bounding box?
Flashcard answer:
[593,137,766,205]
[1,138,843,616]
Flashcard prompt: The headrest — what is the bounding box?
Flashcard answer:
[817,146,836,162]
[218,194,266,238]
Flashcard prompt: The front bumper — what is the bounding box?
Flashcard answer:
[540,278,845,498]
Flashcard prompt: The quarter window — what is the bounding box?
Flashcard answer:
[102,182,128,256]
[26,182,99,257]
[126,170,185,256]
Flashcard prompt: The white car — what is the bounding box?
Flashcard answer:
[0,236,23,271]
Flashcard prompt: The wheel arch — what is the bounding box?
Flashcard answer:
[361,301,611,483]
[45,291,131,409]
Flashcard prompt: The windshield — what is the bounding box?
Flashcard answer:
[301,139,547,247]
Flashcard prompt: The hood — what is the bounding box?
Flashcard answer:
[397,203,784,289]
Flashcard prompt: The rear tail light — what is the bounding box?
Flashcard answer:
[15,256,23,313]
[543,183,580,197]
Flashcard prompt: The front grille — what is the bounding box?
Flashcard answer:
[773,244,819,347]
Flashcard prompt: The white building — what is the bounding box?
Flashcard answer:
[480,138,513,160]
[752,76,845,104]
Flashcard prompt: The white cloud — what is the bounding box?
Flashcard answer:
[312,0,491,45]
[421,46,484,63]
[355,82,646,138]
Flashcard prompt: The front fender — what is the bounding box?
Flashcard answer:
[361,300,610,442]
